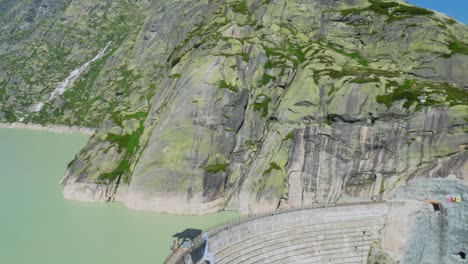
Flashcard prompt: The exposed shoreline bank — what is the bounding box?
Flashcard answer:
[0,122,95,135]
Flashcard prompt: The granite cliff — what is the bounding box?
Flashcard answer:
[1,0,467,217]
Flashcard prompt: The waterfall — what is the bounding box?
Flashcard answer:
[29,41,112,113]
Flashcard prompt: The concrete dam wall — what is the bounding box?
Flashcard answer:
[208,203,390,264]
[167,202,406,264]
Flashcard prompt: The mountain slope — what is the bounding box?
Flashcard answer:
[0,0,467,215]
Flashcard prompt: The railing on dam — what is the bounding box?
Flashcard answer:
[163,200,402,264]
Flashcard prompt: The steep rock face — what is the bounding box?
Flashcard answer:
[0,0,467,214]
[264,107,466,210]
[57,0,225,206]
[391,179,468,264]
[124,55,250,213]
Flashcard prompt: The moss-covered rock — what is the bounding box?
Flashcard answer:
[1,0,466,216]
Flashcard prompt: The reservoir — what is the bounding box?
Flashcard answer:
[0,128,238,264]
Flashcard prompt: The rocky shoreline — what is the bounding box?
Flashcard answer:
[0,122,95,135]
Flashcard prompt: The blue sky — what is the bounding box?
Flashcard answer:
[406,0,468,24]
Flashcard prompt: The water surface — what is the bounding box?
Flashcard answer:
[0,128,238,264]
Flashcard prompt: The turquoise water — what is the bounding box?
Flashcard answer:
[0,128,238,264]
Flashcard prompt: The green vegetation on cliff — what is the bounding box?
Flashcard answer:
[254,95,272,117]
[1,0,467,215]
[262,162,282,176]
[377,80,468,109]
[97,111,147,183]
[203,163,229,174]
[342,0,433,20]
[445,39,468,57]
